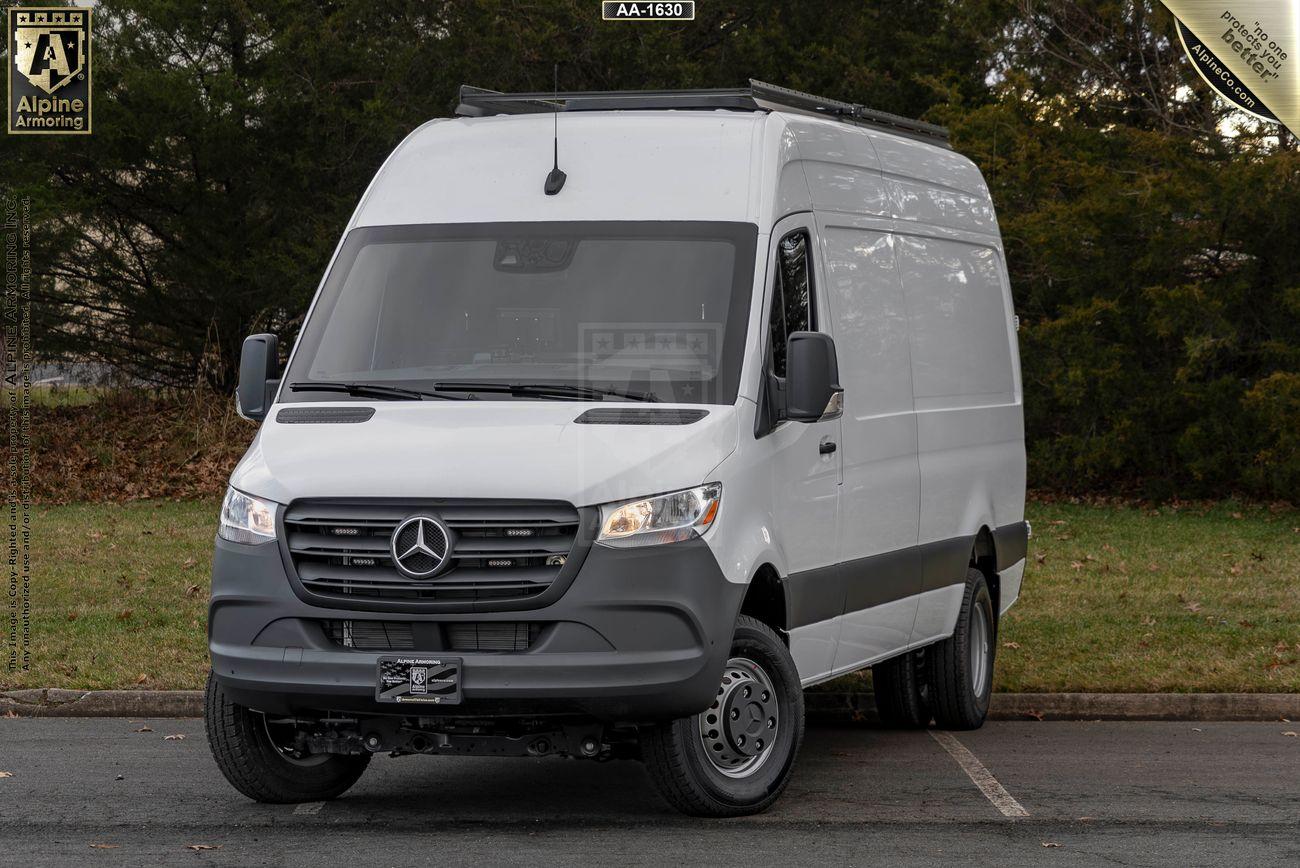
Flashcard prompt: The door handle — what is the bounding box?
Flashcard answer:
[819,441,837,455]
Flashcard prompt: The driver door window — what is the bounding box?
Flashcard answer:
[760,230,816,432]
[767,231,815,377]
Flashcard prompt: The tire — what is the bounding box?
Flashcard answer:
[873,649,932,728]
[928,568,996,730]
[640,615,805,817]
[204,672,370,803]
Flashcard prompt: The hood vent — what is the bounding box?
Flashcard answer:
[276,407,376,424]
[574,408,709,425]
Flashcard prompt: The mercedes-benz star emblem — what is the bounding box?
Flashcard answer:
[390,515,451,579]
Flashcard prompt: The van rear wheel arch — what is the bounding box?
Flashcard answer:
[970,526,1000,619]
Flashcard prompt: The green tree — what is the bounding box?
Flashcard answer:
[4,0,1003,389]
[9,0,1296,497]
[940,0,1300,497]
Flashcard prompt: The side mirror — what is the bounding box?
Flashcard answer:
[785,331,843,422]
[236,333,280,422]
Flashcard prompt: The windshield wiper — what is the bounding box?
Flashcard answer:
[288,381,469,401]
[431,381,659,402]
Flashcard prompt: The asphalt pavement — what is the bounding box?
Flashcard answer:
[1,718,1297,866]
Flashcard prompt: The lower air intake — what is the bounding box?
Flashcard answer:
[321,620,543,652]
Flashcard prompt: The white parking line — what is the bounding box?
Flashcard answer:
[929,730,1029,818]
[293,801,325,815]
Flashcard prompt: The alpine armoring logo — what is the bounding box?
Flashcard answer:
[7,6,91,134]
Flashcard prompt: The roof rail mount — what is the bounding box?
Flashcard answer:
[455,79,949,147]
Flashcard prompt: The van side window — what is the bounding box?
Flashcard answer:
[768,230,815,377]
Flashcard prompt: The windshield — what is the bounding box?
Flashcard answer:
[281,222,757,405]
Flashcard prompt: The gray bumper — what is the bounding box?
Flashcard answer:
[208,534,744,722]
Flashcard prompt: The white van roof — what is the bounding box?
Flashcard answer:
[352,83,997,239]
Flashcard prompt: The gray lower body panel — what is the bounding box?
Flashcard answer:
[209,536,744,722]
[782,522,1030,630]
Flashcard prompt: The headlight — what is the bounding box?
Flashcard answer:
[597,483,721,548]
[218,487,278,544]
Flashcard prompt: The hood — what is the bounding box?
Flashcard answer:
[229,401,739,508]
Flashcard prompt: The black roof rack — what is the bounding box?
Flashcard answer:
[455,79,949,148]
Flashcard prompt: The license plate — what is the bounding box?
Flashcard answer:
[376,656,462,705]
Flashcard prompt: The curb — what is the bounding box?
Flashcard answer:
[1,688,204,718]
[806,691,1300,722]
[3,688,1298,721]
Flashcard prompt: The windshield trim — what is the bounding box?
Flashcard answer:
[278,221,759,407]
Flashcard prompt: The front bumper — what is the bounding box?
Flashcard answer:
[208,534,744,721]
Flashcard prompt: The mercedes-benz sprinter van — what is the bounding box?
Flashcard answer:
[205,81,1028,817]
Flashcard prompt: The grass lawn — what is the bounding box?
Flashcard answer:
[30,383,110,407]
[4,500,216,691]
[3,499,1298,692]
[995,500,1300,693]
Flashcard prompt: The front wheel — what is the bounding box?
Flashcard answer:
[641,615,805,817]
[204,672,370,803]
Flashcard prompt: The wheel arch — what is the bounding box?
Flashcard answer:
[740,563,788,639]
[970,525,1000,619]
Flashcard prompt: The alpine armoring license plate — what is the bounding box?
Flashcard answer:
[376,656,462,705]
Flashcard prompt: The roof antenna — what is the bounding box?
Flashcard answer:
[544,64,567,195]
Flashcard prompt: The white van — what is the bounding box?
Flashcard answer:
[205,81,1028,817]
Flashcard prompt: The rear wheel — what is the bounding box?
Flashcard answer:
[929,568,996,730]
[641,615,804,817]
[873,649,932,728]
[204,672,370,803]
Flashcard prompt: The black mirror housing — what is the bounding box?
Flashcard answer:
[785,331,843,423]
[237,333,280,422]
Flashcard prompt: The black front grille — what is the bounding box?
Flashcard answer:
[445,622,540,652]
[321,620,543,652]
[283,499,582,608]
[322,619,415,650]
